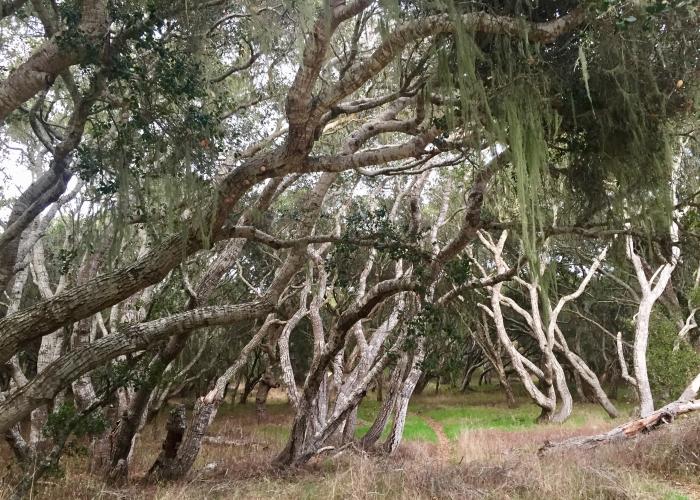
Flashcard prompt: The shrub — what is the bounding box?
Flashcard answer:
[648,314,700,404]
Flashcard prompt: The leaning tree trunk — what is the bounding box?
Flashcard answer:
[147,391,219,481]
[563,347,619,418]
[478,231,559,421]
[492,363,516,408]
[413,371,430,395]
[502,375,516,408]
[239,373,262,405]
[540,399,700,454]
[106,179,287,481]
[146,317,280,481]
[460,364,479,392]
[342,406,358,443]
[548,361,574,423]
[360,358,405,449]
[383,342,425,453]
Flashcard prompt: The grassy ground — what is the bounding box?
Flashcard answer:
[1,386,698,499]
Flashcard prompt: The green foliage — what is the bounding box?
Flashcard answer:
[405,303,443,351]
[44,403,107,441]
[444,255,471,285]
[687,287,700,309]
[560,3,698,222]
[680,209,700,234]
[648,314,700,404]
[414,304,469,382]
[93,358,140,389]
[56,248,77,275]
[330,204,430,287]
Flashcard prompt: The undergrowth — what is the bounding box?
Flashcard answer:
[1,389,696,499]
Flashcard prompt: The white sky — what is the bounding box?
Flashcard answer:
[1,145,32,197]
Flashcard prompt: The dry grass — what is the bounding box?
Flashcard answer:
[1,390,698,499]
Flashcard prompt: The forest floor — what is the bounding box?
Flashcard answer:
[2,386,699,499]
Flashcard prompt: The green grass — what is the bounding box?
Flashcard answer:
[414,402,536,440]
[402,415,438,442]
[355,398,438,443]
[219,386,626,447]
[355,414,437,443]
[355,387,623,442]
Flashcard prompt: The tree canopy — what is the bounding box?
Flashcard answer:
[0,0,699,495]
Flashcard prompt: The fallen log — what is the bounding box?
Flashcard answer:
[540,373,700,454]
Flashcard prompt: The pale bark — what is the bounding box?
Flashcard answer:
[148,315,281,481]
[278,289,311,411]
[105,178,286,479]
[285,177,419,459]
[380,175,455,452]
[0,0,587,362]
[481,234,616,421]
[679,372,700,402]
[141,168,342,480]
[617,331,637,387]
[0,0,109,122]
[553,327,619,418]
[275,149,496,460]
[275,275,413,465]
[626,234,677,417]
[384,340,424,453]
[0,299,273,435]
[0,2,594,476]
[285,158,452,460]
[541,371,700,453]
[477,231,557,416]
[0,92,485,370]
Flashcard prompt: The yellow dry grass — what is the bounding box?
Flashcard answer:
[1,389,698,499]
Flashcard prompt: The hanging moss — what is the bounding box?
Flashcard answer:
[429,1,693,229]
